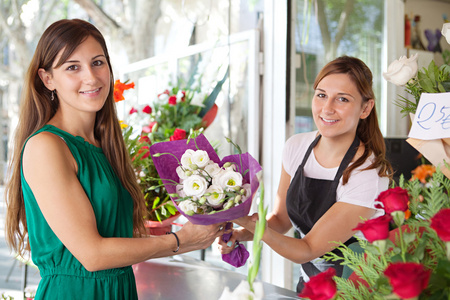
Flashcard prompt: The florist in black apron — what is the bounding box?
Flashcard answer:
[218,56,393,293]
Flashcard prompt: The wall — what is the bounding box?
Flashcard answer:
[405,0,450,66]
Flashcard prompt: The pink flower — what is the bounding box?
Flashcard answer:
[384,262,431,299]
[430,208,450,241]
[129,107,138,115]
[142,105,152,114]
[298,268,337,300]
[142,121,157,133]
[353,214,392,243]
[374,187,409,214]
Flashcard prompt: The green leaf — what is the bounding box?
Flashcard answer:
[198,67,229,117]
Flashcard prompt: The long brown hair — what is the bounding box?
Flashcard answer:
[313,56,393,184]
[5,19,146,256]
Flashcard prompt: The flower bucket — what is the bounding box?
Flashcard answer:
[144,213,181,236]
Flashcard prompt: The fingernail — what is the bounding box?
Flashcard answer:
[227,241,233,247]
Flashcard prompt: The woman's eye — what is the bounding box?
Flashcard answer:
[316,93,326,98]
[66,65,78,71]
[337,97,349,102]
[93,60,104,67]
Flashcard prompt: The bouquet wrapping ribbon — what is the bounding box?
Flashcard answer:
[149,133,262,225]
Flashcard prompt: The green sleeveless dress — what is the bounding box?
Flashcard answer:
[21,125,138,299]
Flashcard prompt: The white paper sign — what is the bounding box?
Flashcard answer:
[408,92,450,140]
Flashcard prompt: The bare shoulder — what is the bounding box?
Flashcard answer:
[22,131,77,178]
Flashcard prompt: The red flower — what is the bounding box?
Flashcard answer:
[170,128,186,141]
[384,262,431,299]
[430,208,450,241]
[142,121,157,133]
[168,95,177,105]
[157,89,170,97]
[137,146,150,160]
[180,90,186,102]
[139,135,151,144]
[113,79,135,102]
[142,105,152,114]
[298,268,337,300]
[353,214,392,243]
[129,107,138,115]
[374,187,409,214]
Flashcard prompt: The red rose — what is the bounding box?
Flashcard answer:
[353,214,392,243]
[180,90,186,102]
[170,128,186,141]
[142,105,152,114]
[430,208,450,241]
[298,268,337,300]
[142,121,157,133]
[139,135,151,144]
[129,107,138,115]
[168,95,177,105]
[374,187,409,214]
[384,262,431,299]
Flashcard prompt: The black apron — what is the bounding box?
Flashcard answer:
[286,134,359,293]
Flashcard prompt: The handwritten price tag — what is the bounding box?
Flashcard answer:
[408,92,450,140]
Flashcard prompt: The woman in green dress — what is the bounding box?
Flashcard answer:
[5,19,225,299]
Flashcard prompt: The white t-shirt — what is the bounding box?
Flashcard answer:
[282,131,388,238]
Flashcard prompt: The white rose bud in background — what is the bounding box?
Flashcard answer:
[442,23,450,45]
[383,53,419,86]
[176,166,188,181]
[183,174,208,197]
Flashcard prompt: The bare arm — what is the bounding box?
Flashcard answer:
[22,132,222,272]
[236,202,375,264]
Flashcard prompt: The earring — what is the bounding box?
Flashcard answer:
[51,90,55,101]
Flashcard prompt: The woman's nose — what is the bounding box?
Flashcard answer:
[322,98,334,114]
[83,67,98,84]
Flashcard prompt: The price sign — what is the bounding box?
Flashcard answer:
[408,92,450,140]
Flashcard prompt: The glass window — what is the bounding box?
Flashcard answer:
[293,0,384,134]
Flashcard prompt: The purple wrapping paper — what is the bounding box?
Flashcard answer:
[149,134,262,225]
[221,222,249,267]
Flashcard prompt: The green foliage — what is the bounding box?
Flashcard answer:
[123,125,177,222]
[325,169,450,299]
[247,172,267,294]
[397,61,450,118]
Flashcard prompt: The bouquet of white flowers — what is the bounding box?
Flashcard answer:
[149,133,262,225]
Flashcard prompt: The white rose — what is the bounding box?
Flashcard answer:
[212,169,226,186]
[176,184,186,198]
[191,150,210,168]
[442,23,450,45]
[183,174,208,197]
[241,183,252,200]
[176,166,188,181]
[205,184,225,208]
[178,200,199,214]
[157,93,169,103]
[383,54,419,86]
[204,162,221,177]
[176,90,185,103]
[181,149,196,169]
[217,170,243,191]
[190,92,206,107]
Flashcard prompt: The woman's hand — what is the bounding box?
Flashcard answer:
[177,221,228,252]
